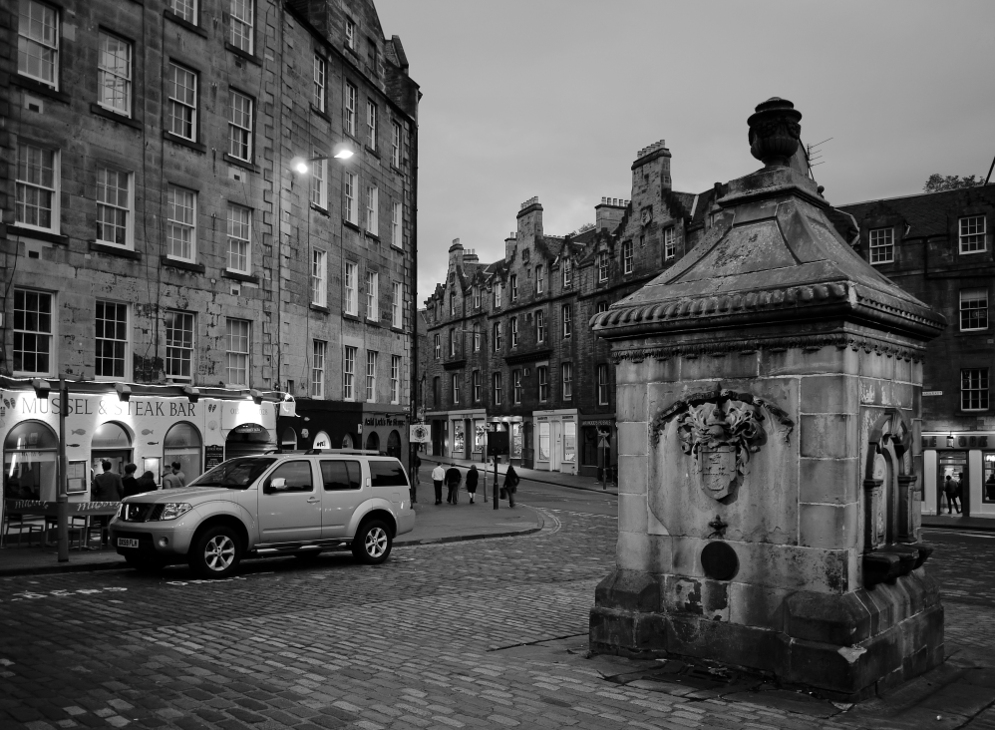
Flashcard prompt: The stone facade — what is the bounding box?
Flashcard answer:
[589,99,945,700]
[0,1,419,489]
[421,146,727,476]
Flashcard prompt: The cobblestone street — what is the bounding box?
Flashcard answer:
[2,506,995,730]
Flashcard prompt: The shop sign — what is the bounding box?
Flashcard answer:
[410,424,431,443]
[922,391,943,397]
[922,434,990,449]
[583,418,615,427]
[231,423,267,434]
[2,392,198,418]
[204,445,225,469]
[364,416,406,427]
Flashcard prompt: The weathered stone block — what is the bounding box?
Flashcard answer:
[617,454,648,496]
[617,383,649,422]
[668,616,785,675]
[800,374,859,414]
[594,569,660,612]
[618,421,648,457]
[799,502,859,549]
[646,357,680,383]
[799,457,859,504]
[800,414,856,459]
[615,530,653,572]
[761,345,859,377]
[785,590,872,644]
[728,581,789,629]
[681,352,759,381]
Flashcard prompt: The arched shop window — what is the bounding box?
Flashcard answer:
[3,420,58,501]
[164,422,203,483]
[91,421,133,486]
[365,431,380,452]
[225,423,274,459]
[312,431,331,450]
[342,433,354,449]
[387,430,401,459]
[280,427,298,452]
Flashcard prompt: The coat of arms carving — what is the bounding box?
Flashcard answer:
[652,388,794,501]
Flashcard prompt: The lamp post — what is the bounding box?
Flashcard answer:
[33,376,69,562]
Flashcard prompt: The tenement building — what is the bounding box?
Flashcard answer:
[839,184,995,519]
[422,141,725,477]
[0,0,418,518]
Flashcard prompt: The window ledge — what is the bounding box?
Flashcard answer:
[310,304,330,314]
[7,226,68,246]
[223,154,259,174]
[310,202,329,216]
[224,43,262,66]
[164,9,208,37]
[160,256,205,273]
[365,146,380,159]
[163,131,207,154]
[90,241,141,260]
[311,105,331,123]
[343,312,361,322]
[365,232,381,242]
[90,103,143,130]
[343,220,362,233]
[12,76,70,104]
[222,269,259,284]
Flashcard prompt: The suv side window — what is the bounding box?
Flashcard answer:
[321,460,361,491]
[370,460,408,487]
[266,461,314,492]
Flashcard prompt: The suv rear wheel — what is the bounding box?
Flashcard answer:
[352,519,392,564]
[190,525,242,578]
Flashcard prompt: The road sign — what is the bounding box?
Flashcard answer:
[598,435,610,449]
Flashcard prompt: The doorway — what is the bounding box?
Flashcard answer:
[938,453,967,515]
[91,421,133,489]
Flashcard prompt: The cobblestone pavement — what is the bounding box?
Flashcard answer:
[1,510,995,730]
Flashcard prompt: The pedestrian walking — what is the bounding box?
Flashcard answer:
[465,464,479,504]
[91,460,123,546]
[431,463,445,505]
[121,463,142,499]
[136,470,158,493]
[944,475,961,514]
[410,455,421,503]
[502,464,520,508]
[445,465,462,504]
[162,461,187,490]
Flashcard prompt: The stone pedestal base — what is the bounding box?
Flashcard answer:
[589,568,944,701]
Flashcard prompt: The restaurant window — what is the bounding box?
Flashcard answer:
[164,422,203,484]
[4,420,59,501]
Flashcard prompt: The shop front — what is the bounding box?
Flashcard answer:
[278,400,363,452]
[443,408,487,461]
[921,431,995,518]
[533,409,578,474]
[0,378,284,537]
[361,407,409,459]
[580,415,615,479]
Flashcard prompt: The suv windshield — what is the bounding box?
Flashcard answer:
[188,457,277,490]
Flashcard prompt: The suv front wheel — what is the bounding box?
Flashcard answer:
[352,519,392,564]
[190,525,242,578]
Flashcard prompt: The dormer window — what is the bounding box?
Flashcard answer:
[562,258,572,288]
[598,251,609,281]
[868,227,894,265]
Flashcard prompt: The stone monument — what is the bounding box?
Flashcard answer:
[589,98,946,700]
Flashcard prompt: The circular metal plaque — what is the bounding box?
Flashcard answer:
[701,541,739,581]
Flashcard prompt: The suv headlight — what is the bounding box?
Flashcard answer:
[158,503,193,521]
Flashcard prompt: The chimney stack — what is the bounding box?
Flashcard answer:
[516,196,543,243]
[595,196,630,232]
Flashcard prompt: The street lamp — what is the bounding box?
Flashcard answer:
[290,142,355,175]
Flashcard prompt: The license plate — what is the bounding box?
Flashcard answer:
[117,537,139,549]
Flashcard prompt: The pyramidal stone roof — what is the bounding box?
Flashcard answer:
[592,98,945,343]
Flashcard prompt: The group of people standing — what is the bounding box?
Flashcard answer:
[418,461,520,507]
[90,460,188,545]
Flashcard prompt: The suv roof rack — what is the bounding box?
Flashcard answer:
[304,448,383,455]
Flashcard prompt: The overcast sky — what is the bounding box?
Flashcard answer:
[373,0,995,304]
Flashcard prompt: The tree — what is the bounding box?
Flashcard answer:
[923,174,982,193]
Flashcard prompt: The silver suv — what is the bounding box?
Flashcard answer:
[108,450,415,578]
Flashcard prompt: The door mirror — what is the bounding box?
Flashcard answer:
[265,477,288,494]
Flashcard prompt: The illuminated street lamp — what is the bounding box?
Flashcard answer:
[290,142,354,175]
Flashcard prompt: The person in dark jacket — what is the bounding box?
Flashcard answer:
[92,460,123,546]
[503,465,520,508]
[465,464,479,504]
[136,470,158,493]
[120,463,141,499]
[445,465,462,504]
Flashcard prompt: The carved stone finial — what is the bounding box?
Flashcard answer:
[747,97,802,167]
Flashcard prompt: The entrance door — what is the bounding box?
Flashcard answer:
[549,421,562,472]
[938,453,967,515]
[257,459,321,543]
[91,422,133,491]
